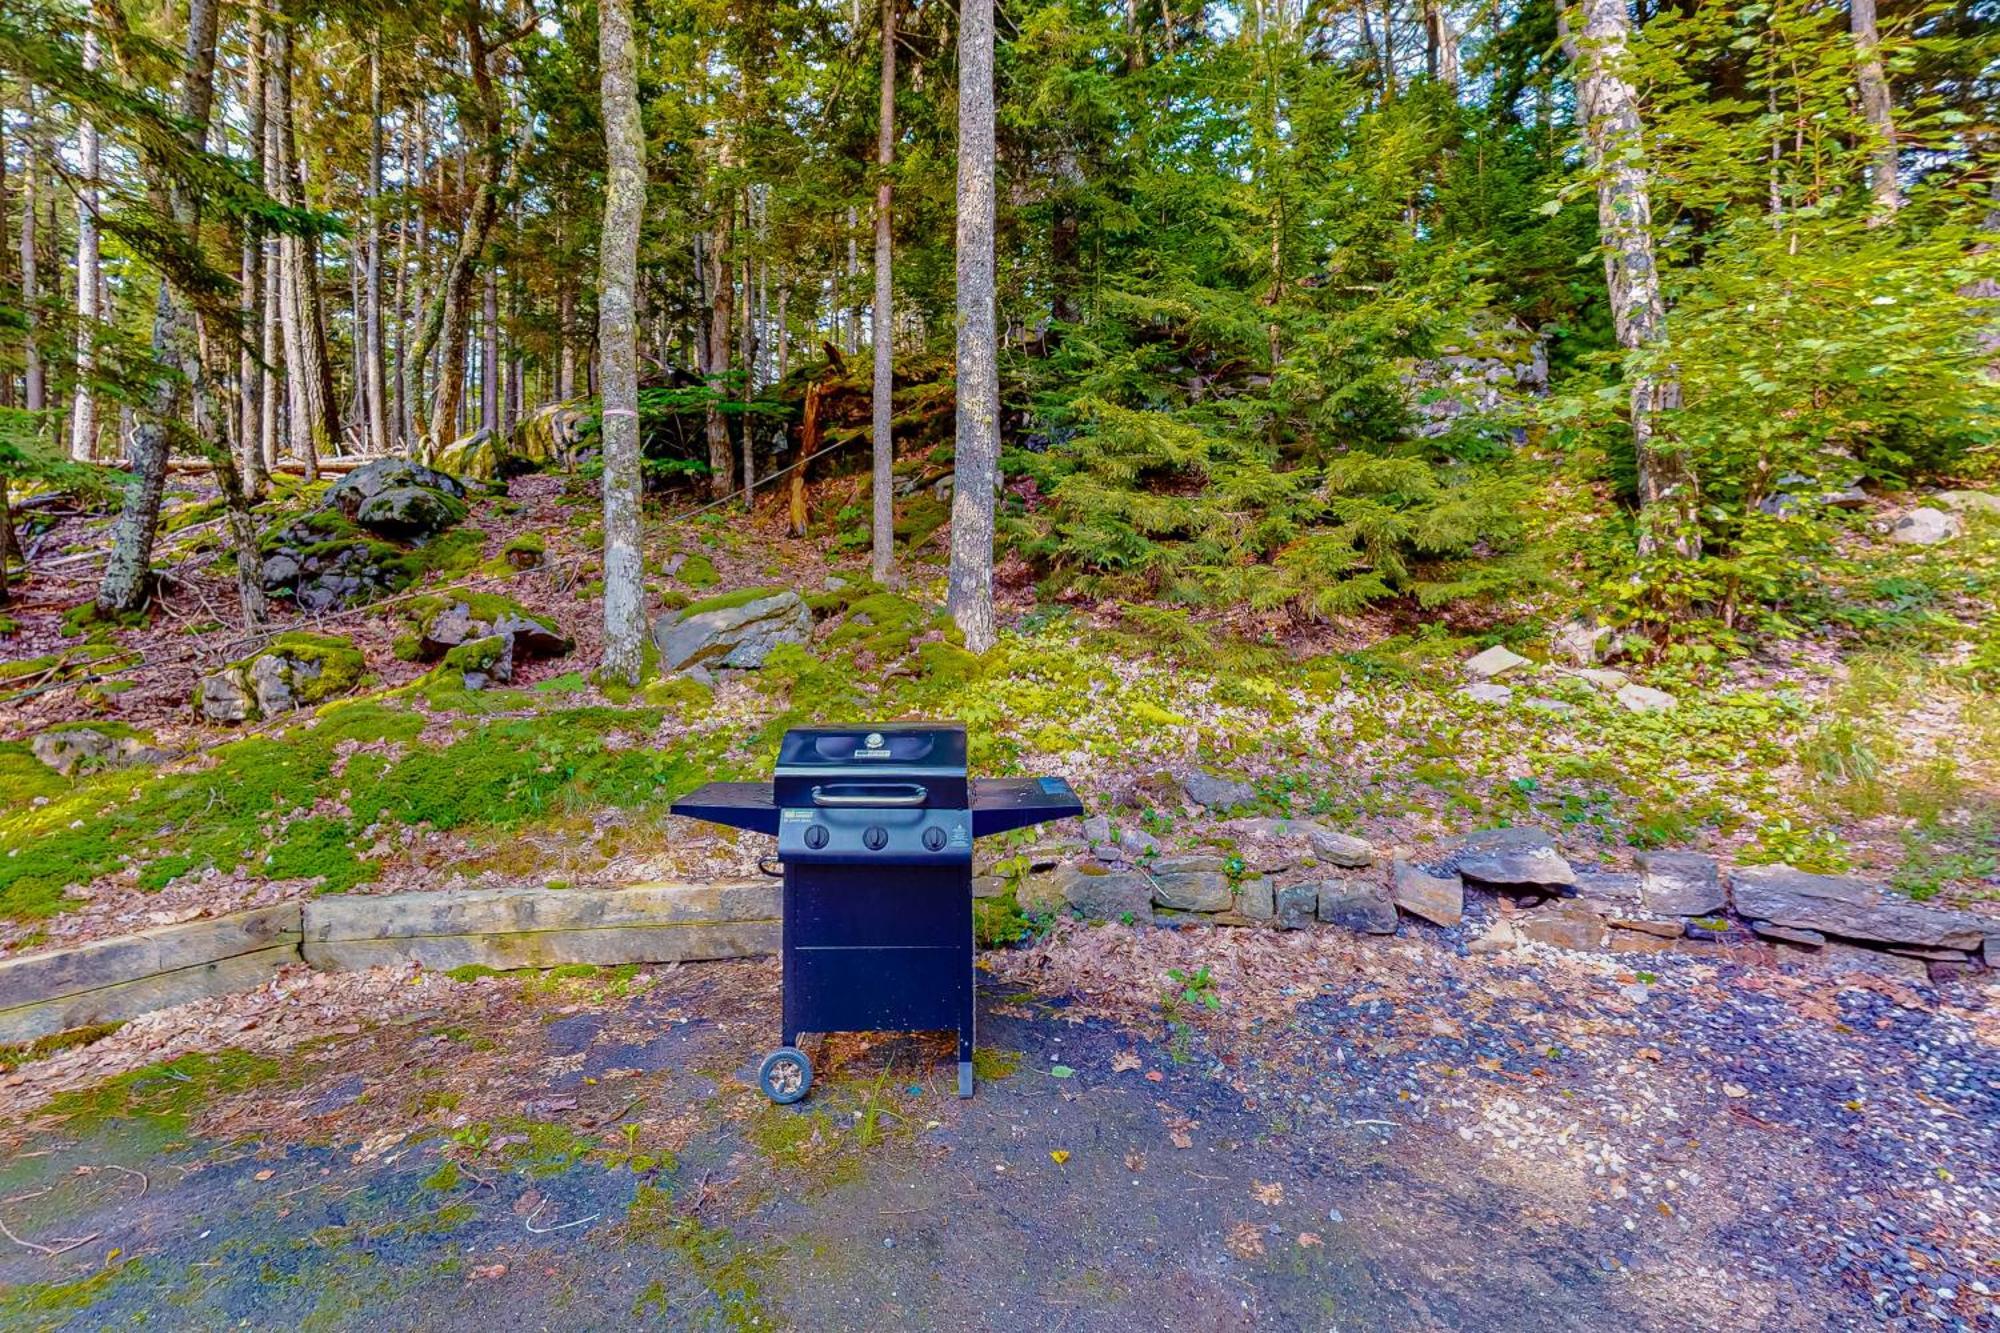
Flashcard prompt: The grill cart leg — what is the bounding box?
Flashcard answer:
[958,1011,975,1099]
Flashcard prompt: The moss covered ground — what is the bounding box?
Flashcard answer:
[3,474,1996,932]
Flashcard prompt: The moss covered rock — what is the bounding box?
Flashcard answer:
[30,722,165,777]
[198,632,365,724]
[402,594,573,687]
[651,588,811,673]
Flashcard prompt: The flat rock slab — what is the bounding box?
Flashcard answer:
[1442,827,1576,889]
[1635,851,1724,916]
[1465,644,1530,678]
[1391,860,1464,927]
[1730,864,1986,952]
[1316,880,1399,934]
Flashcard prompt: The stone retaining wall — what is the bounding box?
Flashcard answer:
[0,882,777,1045]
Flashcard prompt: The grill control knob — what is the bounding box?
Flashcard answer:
[803,824,829,850]
[922,827,948,852]
[863,826,889,851]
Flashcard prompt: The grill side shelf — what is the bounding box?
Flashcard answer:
[970,777,1085,839]
[670,782,782,836]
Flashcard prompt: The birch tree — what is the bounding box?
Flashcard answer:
[70,27,102,461]
[1563,0,1699,564]
[948,0,998,651]
[1850,0,1899,220]
[597,0,648,684]
[871,0,897,584]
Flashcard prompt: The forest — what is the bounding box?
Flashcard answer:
[0,0,1998,1321]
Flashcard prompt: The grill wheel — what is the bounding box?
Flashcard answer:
[757,1046,814,1104]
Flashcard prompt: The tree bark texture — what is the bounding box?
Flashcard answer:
[71,29,103,461]
[1564,0,1699,563]
[365,46,389,452]
[598,0,648,685]
[1850,0,1899,221]
[949,0,999,652]
[872,0,897,583]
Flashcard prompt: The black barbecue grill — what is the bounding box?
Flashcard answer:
[672,722,1083,1102]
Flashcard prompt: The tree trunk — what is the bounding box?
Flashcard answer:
[740,248,757,508]
[1423,0,1459,86]
[703,188,736,497]
[100,0,226,614]
[1563,0,1698,563]
[1850,0,1899,221]
[845,207,861,355]
[598,0,647,685]
[271,12,333,477]
[18,88,42,417]
[71,29,103,461]
[235,4,266,491]
[872,0,897,583]
[558,282,576,399]
[407,8,505,452]
[949,0,999,652]
[365,45,388,452]
[482,265,501,435]
[393,112,412,448]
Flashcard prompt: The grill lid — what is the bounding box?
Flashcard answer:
[774,723,969,809]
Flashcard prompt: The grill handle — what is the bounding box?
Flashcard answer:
[810,783,928,808]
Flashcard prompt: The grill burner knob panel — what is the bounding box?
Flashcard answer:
[863,826,890,851]
[803,824,829,849]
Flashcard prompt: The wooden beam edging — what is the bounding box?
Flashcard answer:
[0,884,781,1045]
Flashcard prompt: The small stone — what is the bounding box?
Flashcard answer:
[1314,880,1399,934]
[1178,770,1258,812]
[1607,915,1683,939]
[1615,683,1677,713]
[1889,507,1963,545]
[1824,940,1928,980]
[1390,860,1463,927]
[1934,489,2000,516]
[1233,876,1275,921]
[1608,927,1677,954]
[1080,814,1112,844]
[1523,697,1574,714]
[1465,644,1531,678]
[1467,919,1519,955]
[1748,921,1825,947]
[1573,871,1642,907]
[1273,883,1317,930]
[1514,901,1608,952]
[1635,850,1724,916]
[30,725,164,777]
[1550,619,1611,666]
[1309,829,1376,868]
[972,875,1006,899]
[1458,682,1513,705]
[1062,867,1155,924]
[1566,667,1630,691]
[1150,864,1232,913]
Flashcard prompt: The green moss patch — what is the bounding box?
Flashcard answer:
[678,553,720,588]
[680,585,788,617]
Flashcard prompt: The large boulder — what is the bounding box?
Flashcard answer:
[353,484,466,539]
[652,589,812,673]
[1439,827,1575,891]
[514,401,593,467]
[31,723,164,776]
[198,633,364,724]
[431,429,504,481]
[327,458,467,518]
[1731,864,1986,951]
